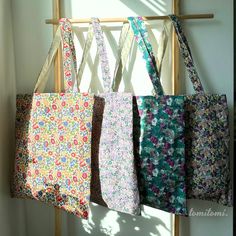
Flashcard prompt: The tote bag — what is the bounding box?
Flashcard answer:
[74,18,140,215]
[161,15,232,206]
[12,18,94,219]
[113,16,188,215]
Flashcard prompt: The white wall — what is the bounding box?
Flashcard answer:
[5,0,233,236]
[0,0,26,235]
[179,1,234,235]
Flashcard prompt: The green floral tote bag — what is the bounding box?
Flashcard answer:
[12,18,94,219]
[120,17,187,215]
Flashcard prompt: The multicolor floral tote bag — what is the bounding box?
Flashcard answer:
[165,15,232,206]
[12,18,94,219]
[75,18,140,215]
[112,17,188,215]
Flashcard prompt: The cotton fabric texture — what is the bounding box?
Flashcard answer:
[166,15,232,206]
[12,18,94,219]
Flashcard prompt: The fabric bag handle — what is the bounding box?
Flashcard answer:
[168,15,204,93]
[75,25,94,92]
[91,17,112,93]
[111,23,134,92]
[128,17,164,96]
[75,23,133,93]
[112,21,166,93]
[156,21,169,76]
[34,18,77,93]
[60,18,78,92]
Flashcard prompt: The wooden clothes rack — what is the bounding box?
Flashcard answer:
[47,0,214,236]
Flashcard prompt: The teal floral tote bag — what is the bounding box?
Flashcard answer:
[126,17,187,215]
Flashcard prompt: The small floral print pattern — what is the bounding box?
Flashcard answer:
[90,18,140,215]
[12,18,95,219]
[59,18,77,91]
[134,96,187,215]
[91,18,112,93]
[129,17,187,215]
[13,93,94,219]
[169,15,232,206]
[128,17,163,96]
[169,15,204,93]
[99,93,140,215]
[185,94,232,206]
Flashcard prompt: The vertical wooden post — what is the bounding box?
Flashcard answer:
[172,0,180,236]
[53,1,62,236]
[53,0,62,93]
[172,0,180,95]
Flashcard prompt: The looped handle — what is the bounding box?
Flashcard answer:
[34,18,77,93]
[91,17,112,93]
[34,27,61,93]
[168,15,204,93]
[59,18,77,92]
[112,23,134,91]
[128,17,164,96]
[76,25,94,92]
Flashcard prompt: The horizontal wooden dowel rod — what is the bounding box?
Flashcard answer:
[45,13,214,24]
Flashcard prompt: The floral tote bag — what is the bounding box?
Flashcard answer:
[113,16,187,215]
[12,18,94,219]
[166,15,232,206]
[74,18,140,215]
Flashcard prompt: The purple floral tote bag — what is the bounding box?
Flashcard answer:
[113,17,187,215]
[12,19,94,219]
[167,15,232,206]
[93,18,140,215]
[75,18,140,215]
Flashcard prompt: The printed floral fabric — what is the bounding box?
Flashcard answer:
[90,18,140,215]
[99,93,140,215]
[169,15,232,206]
[128,16,163,96]
[59,18,77,91]
[129,17,187,215]
[12,18,95,219]
[133,96,187,215]
[169,15,204,93]
[13,93,94,218]
[185,94,232,206]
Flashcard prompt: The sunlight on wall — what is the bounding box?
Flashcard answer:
[81,208,95,234]
[100,211,121,236]
[139,0,166,15]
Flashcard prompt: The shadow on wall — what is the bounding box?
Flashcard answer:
[119,0,168,16]
[66,203,170,236]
